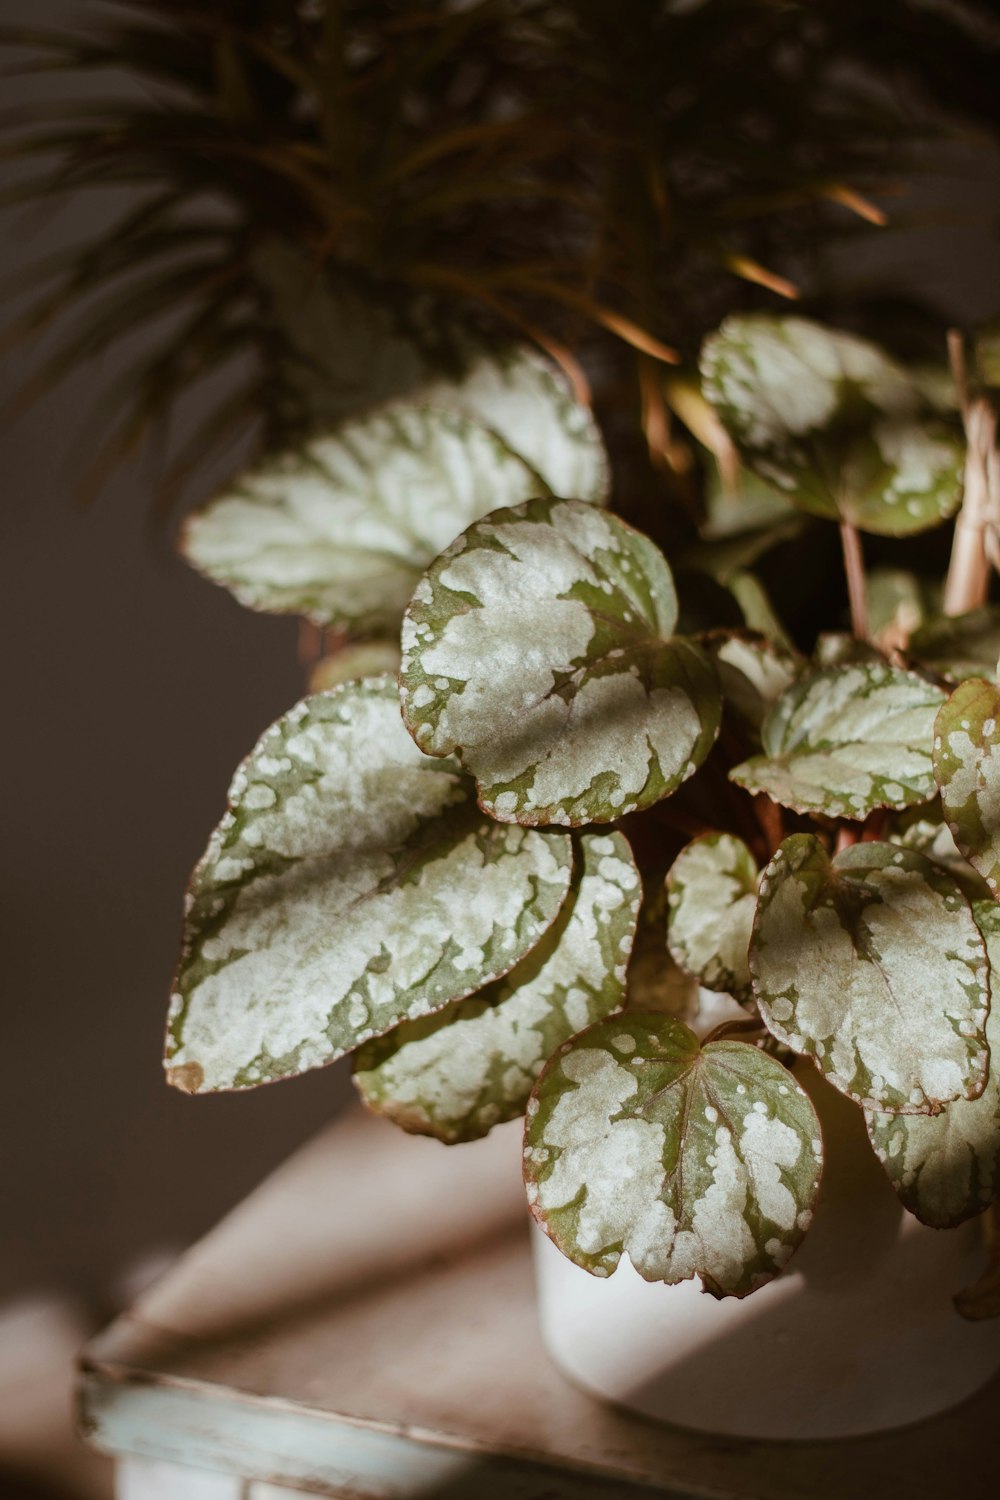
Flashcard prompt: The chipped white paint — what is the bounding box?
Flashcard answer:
[165,677,572,1092]
[400,497,720,824]
[352,832,641,1142]
[935,676,1000,896]
[183,403,546,634]
[525,1012,822,1297]
[731,662,945,818]
[666,833,759,1002]
[700,315,963,535]
[751,835,990,1113]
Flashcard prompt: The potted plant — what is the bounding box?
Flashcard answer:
[7,0,1000,1450]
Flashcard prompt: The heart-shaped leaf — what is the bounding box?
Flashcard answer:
[524,1012,823,1297]
[866,900,1000,1228]
[911,608,1000,683]
[352,831,640,1142]
[750,835,989,1113]
[701,630,803,738]
[701,315,963,535]
[935,675,1000,896]
[165,677,572,1094]
[422,345,609,505]
[400,497,721,825]
[182,403,548,634]
[730,662,945,819]
[667,834,760,1002]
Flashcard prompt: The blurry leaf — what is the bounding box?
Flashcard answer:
[309,640,401,693]
[910,608,1000,683]
[935,675,1000,897]
[667,833,759,1002]
[702,629,803,737]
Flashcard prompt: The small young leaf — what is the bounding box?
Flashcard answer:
[865,901,1000,1228]
[935,676,1000,896]
[911,608,1000,683]
[701,629,802,737]
[400,497,721,825]
[667,834,759,1002]
[422,344,610,505]
[352,831,640,1142]
[165,678,572,1093]
[701,315,963,536]
[751,835,989,1113]
[182,403,548,634]
[524,1013,822,1297]
[730,662,945,819]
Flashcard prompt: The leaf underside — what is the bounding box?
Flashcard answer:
[524,1012,823,1297]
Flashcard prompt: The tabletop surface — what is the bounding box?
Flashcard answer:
[80,1105,1000,1500]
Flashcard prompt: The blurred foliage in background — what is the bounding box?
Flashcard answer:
[2,0,999,519]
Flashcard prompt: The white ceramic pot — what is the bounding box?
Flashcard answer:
[532,1059,1000,1440]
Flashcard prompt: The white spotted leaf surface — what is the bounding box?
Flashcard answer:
[865,900,1000,1228]
[352,831,640,1142]
[730,663,945,819]
[182,403,548,634]
[524,1013,822,1297]
[935,676,1000,896]
[750,835,989,1114]
[422,344,609,505]
[701,630,803,739]
[911,609,1000,683]
[400,497,722,826]
[701,315,963,535]
[667,834,760,1003]
[165,677,573,1093]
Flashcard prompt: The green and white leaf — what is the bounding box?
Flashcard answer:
[730,662,945,818]
[701,315,964,535]
[182,403,548,634]
[890,805,991,903]
[667,834,760,1002]
[867,567,936,649]
[727,570,793,648]
[702,630,802,737]
[911,608,1000,683]
[935,676,1000,897]
[400,497,722,826]
[750,835,989,1113]
[866,900,1000,1227]
[352,832,640,1143]
[524,1013,822,1296]
[165,677,572,1094]
[309,639,401,693]
[422,344,609,505]
[812,633,884,670]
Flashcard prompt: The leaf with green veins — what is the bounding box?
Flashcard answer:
[865,900,1000,1228]
[352,831,640,1143]
[701,315,963,536]
[935,676,1000,896]
[523,1012,822,1296]
[182,402,549,634]
[750,835,990,1114]
[701,629,803,738]
[911,608,1000,683]
[730,662,945,819]
[400,497,722,826]
[164,677,573,1094]
[422,344,610,505]
[667,834,760,1003]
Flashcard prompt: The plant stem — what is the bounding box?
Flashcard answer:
[839,520,868,640]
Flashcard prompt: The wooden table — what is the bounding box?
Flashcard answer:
[79,1106,1000,1499]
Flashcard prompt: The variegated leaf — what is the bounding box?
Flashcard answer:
[524,1013,822,1296]
[750,835,989,1113]
[352,831,640,1142]
[309,640,401,693]
[812,633,883,669]
[911,608,1000,683]
[422,344,609,505]
[165,677,572,1094]
[866,900,1000,1228]
[400,497,721,826]
[890,806,991,903]
[701,315,963,535]
[667,834,760,1002]
[730,663,945,819]
[701,630,802,737]
[182,404,548,634]
[935,676,1000,896]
